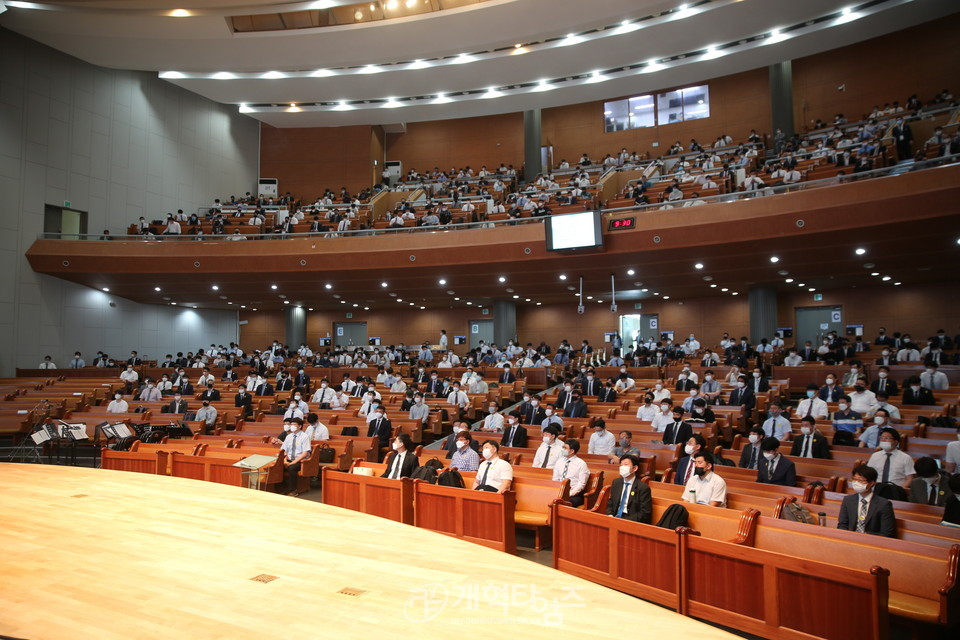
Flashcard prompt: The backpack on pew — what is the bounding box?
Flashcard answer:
[932,415,956,430]
[316,443,335,464]
[133,405,148,414]
[340,426,359,436]
[832,430,856,446]
[411,465,438,484]
[183,411,196,421]
[873,481,907,502]
[655,503,689,530]
[422,457,444,473]
[437,468,465,488]
[780,501,818,525]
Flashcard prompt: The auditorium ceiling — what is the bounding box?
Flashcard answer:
[2,0,958,127]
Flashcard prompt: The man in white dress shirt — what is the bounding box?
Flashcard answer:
[682,451,727,507]
[280,418,312,496]
[472,441,513,493]
[588,419,616,455]
[553,439,590,507]
[481,402,504,433]
[38,355,57,369]
[532,426,562,469]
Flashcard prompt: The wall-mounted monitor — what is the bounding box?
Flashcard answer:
[546,210,603,252]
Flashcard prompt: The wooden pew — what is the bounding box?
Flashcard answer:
[100,447,167,475]
[413,480,517,554]
[321,467,415,525]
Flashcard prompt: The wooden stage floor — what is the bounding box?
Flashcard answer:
[0,464,738,639]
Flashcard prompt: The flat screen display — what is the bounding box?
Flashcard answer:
[546,210,603,251]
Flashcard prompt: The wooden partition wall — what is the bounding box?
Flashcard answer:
[413,481,517,554]
[321,468,415,525]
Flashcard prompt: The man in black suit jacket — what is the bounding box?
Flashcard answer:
[727,378,756,413]
[167,394,189,415]
[901,376,935,405]
[411,367,429,384]
[498,366,517,385]
[200,384,221,402]
[739,427,766,469]
[580,374,602,397]
[606,454,653,523]
[381,433,419,479]
[789,417,831,459]
[756,438,796,486]
[748,368,770,394]
[908,457,954,506]
[798,343,818,362]
[662,408,693,446]
[554,382,575,412]
[837,465,896,537]
[873,329,894,347]
[873,352,897,367]
[366,408,392,450]
[254,379,274,396]
[424,375,445,397]
[597,383,618,404]
[563,393,588,419]
[234,387,253,418]
[675,377,695,393]
[177,381,194,397]
[521,397,546,425]
[869,367,898,396]
[673,434,706,485]
[293,369,311,391]
[500,412,528,448]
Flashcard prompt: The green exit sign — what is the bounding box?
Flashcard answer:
[63,200,71,208]
[813,293,823,301]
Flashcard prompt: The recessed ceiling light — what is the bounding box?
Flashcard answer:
[498,276,506,282]
[211,285,219,290]
[882,276,891,281]
[710,284,717,288]
[525,298,531,302]
[438,278,446,285]
[870,272,880,276]
[454,297,460,301]
[777,270,789,276]
[396,298,403,302]
[283,300,290,304]
[308,308,313,311]
[101,287,109,292]
[797,283,806,287]
[325,283,333,289]
[381,282,388,287]
[721,288,728,292]
[586,296,593,300]
[466,301,473,305]
[353,303,359,307]
[170,302,176,305]
[785,278,794,283]
[536,302,542,306]
[170,9,191,18]
[227,302,233,305]
[808,288,816,292]
[855,248,866,255]
[769,256,780,263]
[640,288,648,292]
[626,269,635,276]
[154,287,161,292]
[662,296,670,300]
[261,71,286,79]
[731,292,739,296]
[420,306,426,310]
[241,305,246,309]
[559,274,567,280]
[271,284,278,290]
[364,306,370,310]
[694,263,704,269]
[894,282,901,286]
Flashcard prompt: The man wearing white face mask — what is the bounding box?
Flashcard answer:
[541,403,564,430]
[651,380,671,404]
[837,465,896,537]
[606,454,652,523]
[869,366,898,397]
[832,395,862,438]
[651,399,675,432]
[858,410,891,449]
[554,439,590,507]
[381,433,419,480]
[481,403,505,433]
[674,434,706,485]
[472,441,513,493]
[138,380,162,402]
[106,392,128,413]
[451,430,479,472]
[757,437,796,486]
[739,426,766,469]
[532,426,562,469]
[500,411,527,448]
[790,416,830,459]
[761,402,792,441]
[908,457,954,506]
[794,383,829,419]
[280,418,311,497]
[867,428,915,489]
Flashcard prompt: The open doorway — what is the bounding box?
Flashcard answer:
[619,314,660,352]
[44,204,88,239]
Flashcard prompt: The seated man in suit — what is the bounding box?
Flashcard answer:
[521,394,547,425]
[366,406,393,454]
[818,375,842,402]
[757,437,796,486]
[498,365,516,385]
[749,367,770,394]
[167,393,189,415]
[837,464,896,537]
[908,456,955,506]
[596,380,618,403]
[500,411,528,448]
[280,418,312,497]
[381,433,419,479]
[869,366,898,396]
[563,392,588,419]
[790,416,831,458]
[662,406,693,447]
[606,453,653,522]
[234,385,253,418]
[738,426,766,469]
[726,375,756,416]
[873,349,897,367]
[674,434,707,485]
[200,383,221,402]
[253,376,274,397]
[901,375,935,405]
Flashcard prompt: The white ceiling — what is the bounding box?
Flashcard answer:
[2,0,958,127]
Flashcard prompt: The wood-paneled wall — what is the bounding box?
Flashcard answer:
[240,284,953,353]
[791,16,960,131]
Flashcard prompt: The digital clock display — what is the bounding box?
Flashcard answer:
[609,217,636,230]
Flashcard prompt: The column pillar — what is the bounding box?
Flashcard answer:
[523,109,542,182]
[285,306,306,348]
[748,287,778,346]
[493,301,517,348]
[769,61,795,142]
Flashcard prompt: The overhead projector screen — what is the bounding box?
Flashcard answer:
[546,210,603,251]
